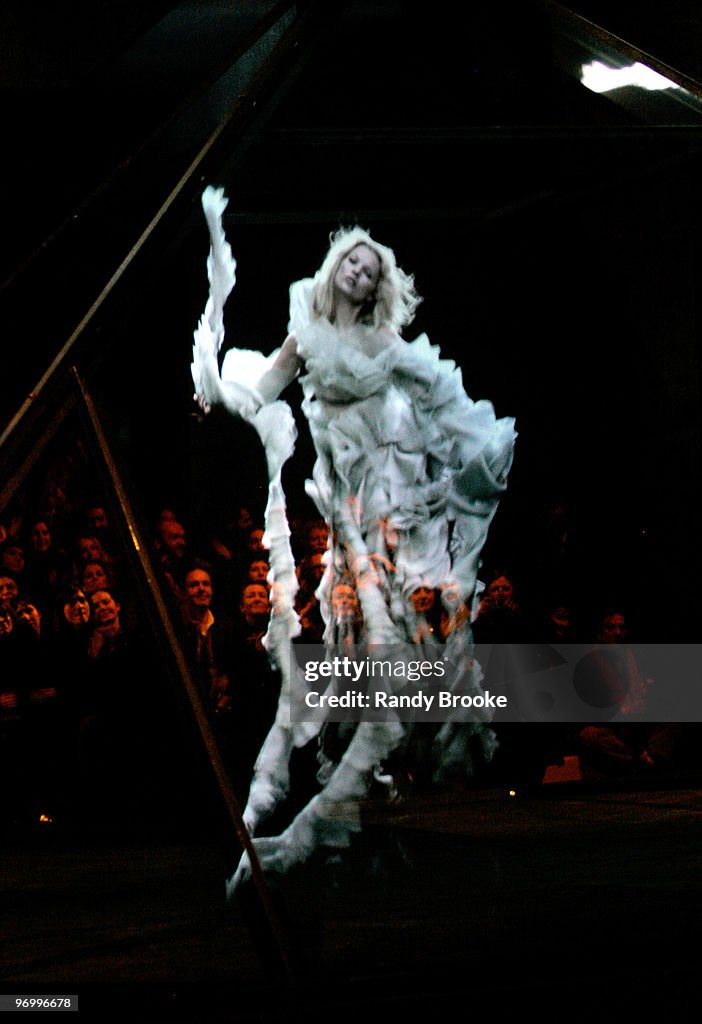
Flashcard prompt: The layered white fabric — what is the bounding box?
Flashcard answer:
[191,190,516,890]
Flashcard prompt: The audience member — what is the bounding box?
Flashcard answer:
[23,518,70,611]
[0,574,20,611]
[180,563,237,717]
[245,557,270,588]
[73,587,160,823]
[154,515,190,604]
[0,541,26,588]
[472,568,534,644]
[295,551,326,643]
[0,602,36,823]
[576,607,680,779]
[233,581,280,775]
[245,526,266,560]
[305,519,329,557]
[14,599,66,820]
[80,560,113,595]
[409,584,442,645]
[178,562,256,790]
[81,503,118,558]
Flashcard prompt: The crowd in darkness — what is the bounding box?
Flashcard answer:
[0,433,697,836]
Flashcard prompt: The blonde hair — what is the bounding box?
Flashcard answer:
[310,226,421,333]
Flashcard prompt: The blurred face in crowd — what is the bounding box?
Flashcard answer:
[86,506,109,531]
[184,569,213,612]
[63,589,90,627]
[0,605,13,635]
[332,583,358,620]
[236,506,253,532]
[303,552,325,589]
[240,583,270,619]
[0,576,19,607]
[549,605,571,638]
[89,590,121,629]
[17,601,41,637]
[0,544,25,575]
[76,536,103,563]
[598,612,627,645]
[82,562,110,594]
[486,575,514,607]
[410,585,435,615]
[247,559,270,584]
[247,528,265,554]
[30,521,51,553]
[307,523,329,554]
[160,521,187,558]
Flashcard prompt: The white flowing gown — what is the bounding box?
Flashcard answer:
[192,188,516,887]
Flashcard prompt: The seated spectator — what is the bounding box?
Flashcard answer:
[245,526,267,560]
[329,576,362,650]
[82,503,118,557]
[237,582,271,652]
[0,601,35,824]
[154,515,190,605]
[305,519,329,557]
[541,602,575,642]
[0,574,20,612]
[72,533,114,572]
[576,607,680,779]
[0,541,26,589]
[234,582,280,775]
[180,562,237,717]
[295,552,326,643]
[16,599,42,640]
[80,559,113,596]
[179,562,254,789]
[409,584,442,645]
[23,518,71,611]
[438,582,471,642]
[74,587,160,824]
[472,568,534,643]
[245,556,270,588]
[15,599,65,821]
[50,584,93,705]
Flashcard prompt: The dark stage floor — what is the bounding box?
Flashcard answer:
[2,776,701,1023]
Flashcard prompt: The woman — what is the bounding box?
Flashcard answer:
[192,187,516,886]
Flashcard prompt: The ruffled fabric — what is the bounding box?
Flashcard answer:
[194,197,516,888]
[294,316,516,601]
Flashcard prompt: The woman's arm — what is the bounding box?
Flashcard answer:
[256,333,302,403]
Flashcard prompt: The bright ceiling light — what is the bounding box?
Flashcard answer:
[581,61,681,94]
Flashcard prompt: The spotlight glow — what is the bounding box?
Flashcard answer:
[581,61,681,94]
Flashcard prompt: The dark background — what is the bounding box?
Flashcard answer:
[1,0,701,633]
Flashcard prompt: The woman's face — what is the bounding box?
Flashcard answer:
[332,584,358,619]
[1,545,25,574]
[82,562,109,593]
[0,607,13,635]
[334,244,380,307]
[77,537,102,563]
[17,602,41,636]
[31,521,51,553]
[0,577,18,606]
[64,590,90,627]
